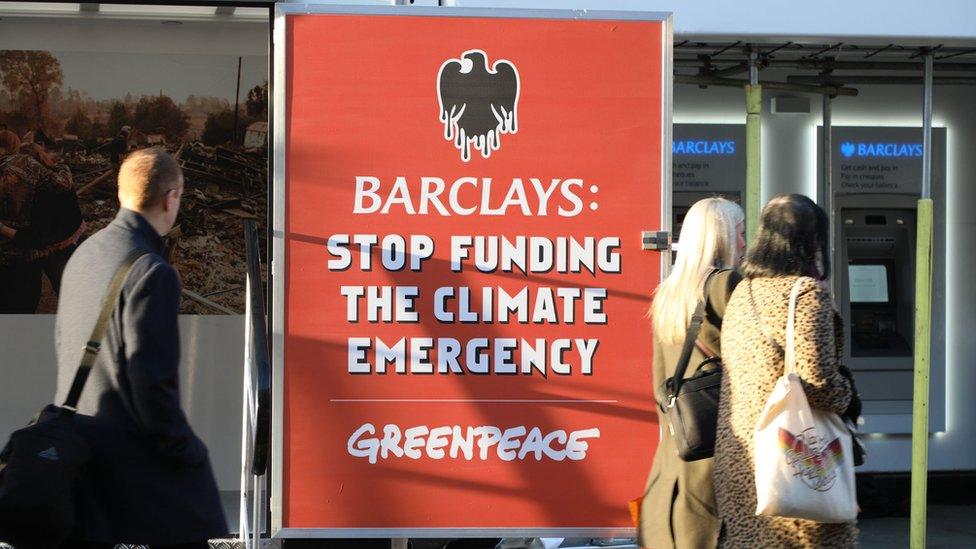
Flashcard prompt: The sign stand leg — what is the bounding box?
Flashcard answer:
[391,538,409,549]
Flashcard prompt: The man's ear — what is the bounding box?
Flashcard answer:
[163,189,179,212]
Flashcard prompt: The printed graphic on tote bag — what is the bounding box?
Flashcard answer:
[779,427,844,491]
[437,50,519,162]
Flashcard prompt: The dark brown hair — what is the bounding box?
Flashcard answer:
[742,193,830,280]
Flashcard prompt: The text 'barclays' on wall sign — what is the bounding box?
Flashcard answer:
[820,126,946,197]
[839,141,924,159]
[672,140,737,155]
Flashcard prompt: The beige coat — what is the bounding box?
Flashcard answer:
[639,270,741,549]
[715,276,856,548]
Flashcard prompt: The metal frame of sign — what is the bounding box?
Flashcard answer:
[271,3,672,538]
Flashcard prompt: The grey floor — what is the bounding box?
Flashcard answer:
[222,504,976,548]
[2,506,974,548]
[538,508,976,548]
[3,496,957,548]
[551,507,976,548]
[858,505,976,548]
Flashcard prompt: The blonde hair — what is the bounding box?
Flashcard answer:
[118,147,182,209]
[651,197,744,345]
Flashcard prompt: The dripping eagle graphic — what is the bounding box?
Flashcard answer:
[437,50,520,162]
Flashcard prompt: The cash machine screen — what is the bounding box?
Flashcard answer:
[849,264,889,303]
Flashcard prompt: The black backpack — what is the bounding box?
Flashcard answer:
[0,250,146,548]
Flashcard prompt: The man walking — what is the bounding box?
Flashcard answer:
[54,148,226,548]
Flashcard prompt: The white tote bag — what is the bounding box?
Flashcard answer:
[754,277,858,523]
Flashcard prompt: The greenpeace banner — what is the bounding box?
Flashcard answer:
[278,6,670,534]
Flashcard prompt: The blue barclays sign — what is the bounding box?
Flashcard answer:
[673,140,736,155]
[839,141,923,159]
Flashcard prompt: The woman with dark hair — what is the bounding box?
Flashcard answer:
[713,194,860,548]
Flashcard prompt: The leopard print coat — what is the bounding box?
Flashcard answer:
[715,276,857,548]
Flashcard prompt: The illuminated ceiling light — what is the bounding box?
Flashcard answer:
[100,5,216,16]
[235,7,269,18]
[0,3,81,13]
[0,2,266,21]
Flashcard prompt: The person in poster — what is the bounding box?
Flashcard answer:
[0,130,84,313]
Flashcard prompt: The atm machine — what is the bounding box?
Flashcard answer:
[672,190,743,239]
[820,126,947,435]
[672,124,746,240]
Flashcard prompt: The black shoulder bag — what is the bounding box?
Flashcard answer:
[658,270,723,462]
[0,250,147,549]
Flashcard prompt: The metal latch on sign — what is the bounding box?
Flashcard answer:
[642,230,671,251]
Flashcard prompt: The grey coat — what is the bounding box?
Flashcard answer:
[54,208,226,544]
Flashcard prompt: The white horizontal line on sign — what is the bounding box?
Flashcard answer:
[330,399,618,404]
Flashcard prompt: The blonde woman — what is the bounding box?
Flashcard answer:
[639,197,746,549]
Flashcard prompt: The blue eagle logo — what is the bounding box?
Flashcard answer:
[840,142,856,158]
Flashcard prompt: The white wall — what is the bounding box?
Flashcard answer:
[0,315,246,489]
[675,77,976,472]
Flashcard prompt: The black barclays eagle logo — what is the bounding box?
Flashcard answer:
[437,50,520,162]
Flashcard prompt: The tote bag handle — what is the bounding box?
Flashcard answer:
[784,277,809,377]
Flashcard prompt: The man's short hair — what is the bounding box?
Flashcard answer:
[118,147,183,209]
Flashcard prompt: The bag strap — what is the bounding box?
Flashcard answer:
[666,269,721,406]
[784,277,808,376]
[63,249,149,410]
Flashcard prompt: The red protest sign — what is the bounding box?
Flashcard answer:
[279,7,669,534]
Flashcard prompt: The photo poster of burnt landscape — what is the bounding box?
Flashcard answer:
[0,50,268,314]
